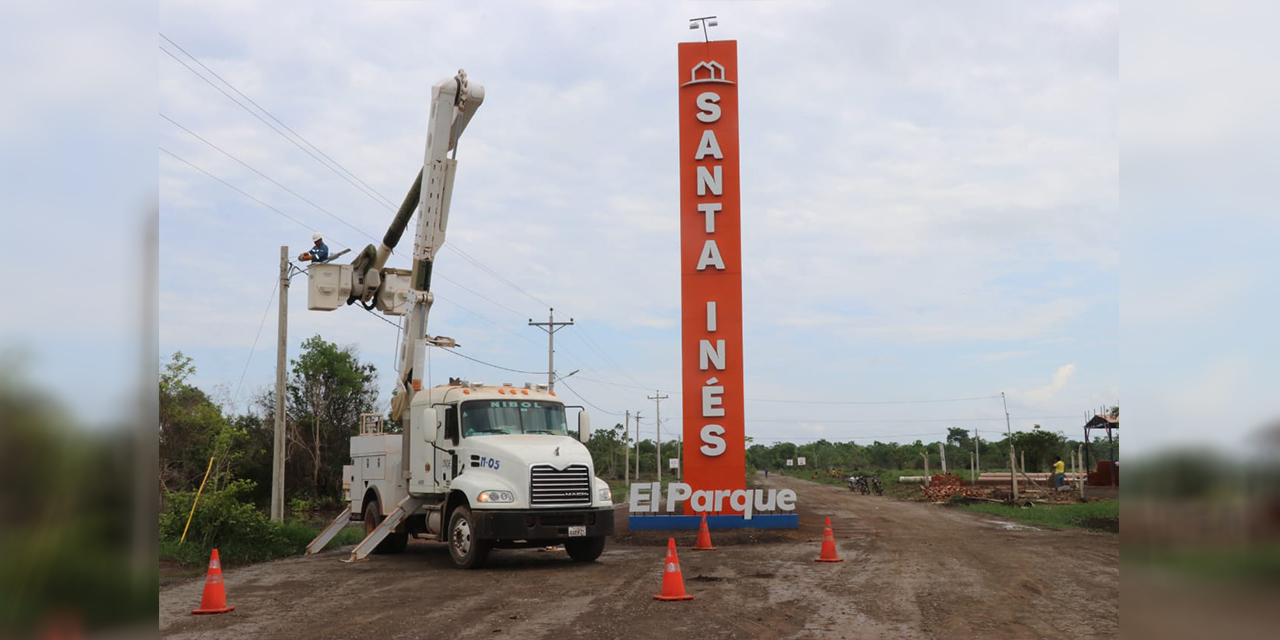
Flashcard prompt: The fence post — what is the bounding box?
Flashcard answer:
[1010,445,1018,501]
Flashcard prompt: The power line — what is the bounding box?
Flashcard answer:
[159,147,350,249]
[441,244,550,309]
[161,35,590,358]
[160,131,539,357]
[160,112,380,245]
[555,375,624,416]
[741,415,1080,424]
[747,433,946,442]
[159,39,395,211]
[744,394,1003,406]
[160,32,399,210]
[231,278,278,406]
[437,347,547,376]
[573,325,654,391]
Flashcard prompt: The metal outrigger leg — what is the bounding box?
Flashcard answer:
[306,506,352,555]
[342,496,424,563]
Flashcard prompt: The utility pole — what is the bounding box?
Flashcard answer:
[973,428,980,484]
[1002,391,1013,497]
[528,308,573,392]
[624,410,631,485]
[271,246,289,522]
[649,391,668,482]
[638,411,645,481]
[1001,391,1012,439]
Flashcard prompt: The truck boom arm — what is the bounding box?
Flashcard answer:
[306,69,485,423]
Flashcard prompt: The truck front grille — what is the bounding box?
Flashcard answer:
[529,464,592,507]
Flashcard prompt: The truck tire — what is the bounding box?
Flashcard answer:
[564,536,606,562]
[447,506,490,569]
[364,500,408,555]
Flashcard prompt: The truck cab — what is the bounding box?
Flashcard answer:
[345,380,614,568]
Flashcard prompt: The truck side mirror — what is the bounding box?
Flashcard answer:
[577,410,591,443]
[418,406,441,442]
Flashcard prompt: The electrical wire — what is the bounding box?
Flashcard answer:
[160,112,381,245]
[231,278,278,406]
[160,32,400,210]
[160,42,395,211]
[744,394,1003,406]
[438,347,547,376]
[741,415,1080,424]
[555,375,624,416]
[159,146,350,249]
[160,34,650,384]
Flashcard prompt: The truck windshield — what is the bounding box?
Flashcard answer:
[460,400,569,437]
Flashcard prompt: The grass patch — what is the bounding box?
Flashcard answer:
[956,499,1119,531]
[1124,544,1280,582]
[160,522,366,569]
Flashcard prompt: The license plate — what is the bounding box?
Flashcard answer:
[568,525,586,537]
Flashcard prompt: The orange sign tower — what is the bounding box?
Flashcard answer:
[678,40,745,513]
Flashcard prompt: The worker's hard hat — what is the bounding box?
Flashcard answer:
[312,232,323,242]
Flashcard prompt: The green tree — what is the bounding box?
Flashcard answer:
[285,336,379,500]
[159,352,246,496]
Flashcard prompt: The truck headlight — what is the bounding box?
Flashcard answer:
[597,487,612,502]
[477,490,514,503]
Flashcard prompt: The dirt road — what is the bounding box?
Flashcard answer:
[160,474,1118,639]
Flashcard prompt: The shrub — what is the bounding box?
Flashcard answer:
[161,480,297,566]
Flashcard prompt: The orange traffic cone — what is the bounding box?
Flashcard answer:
[653,538,695,601]
[692,514,717,551]
[814,517,844,563]
[191,549,236,614]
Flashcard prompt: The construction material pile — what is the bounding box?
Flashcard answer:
[920,474,983,503]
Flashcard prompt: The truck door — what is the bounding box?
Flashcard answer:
[435,406,459,488]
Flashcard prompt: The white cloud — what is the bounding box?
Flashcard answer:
[1020,364,1078,405]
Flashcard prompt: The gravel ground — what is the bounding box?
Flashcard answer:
[160,473,1118,639]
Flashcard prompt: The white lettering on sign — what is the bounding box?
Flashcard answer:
[695,130,723,160]
[697,203,721,233]
[699,339,726,370]
[696,92,722,123]
[696,166,723,196]
[696,240,725,271]
[630,483,797,520]
[702,377,725,417]
[699,424,726,456]
[666,483,692,512]
[706,301,717,332]
[629,482,652,513]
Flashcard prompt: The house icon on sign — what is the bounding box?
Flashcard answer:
[682,61,735,87]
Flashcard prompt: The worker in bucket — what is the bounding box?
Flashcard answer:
[298,232,329,263]
[1052,455,1066,490]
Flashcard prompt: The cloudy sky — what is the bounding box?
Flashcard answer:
[155,1,1119,448]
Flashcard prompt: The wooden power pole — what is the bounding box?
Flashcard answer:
[649,392,668,482]
[271,246,289,522]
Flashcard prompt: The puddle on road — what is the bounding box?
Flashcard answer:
[984,519,1041,531]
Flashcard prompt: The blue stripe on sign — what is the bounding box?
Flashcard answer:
[627,514,799,530]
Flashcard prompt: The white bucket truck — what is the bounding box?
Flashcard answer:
[304,70,613,568]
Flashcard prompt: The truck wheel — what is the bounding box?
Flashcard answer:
[364,500,408,555]
[447,506,490,569]
[564,536,606,562]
